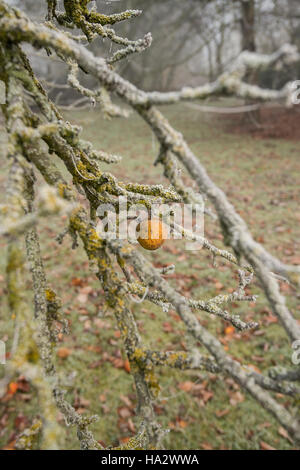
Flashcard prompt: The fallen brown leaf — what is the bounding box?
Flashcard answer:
[57,347,72,359]
[260,441,276,450]
[278,426,293,443]
[178,381,194,392]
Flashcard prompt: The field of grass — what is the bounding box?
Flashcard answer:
[0,103,299,450]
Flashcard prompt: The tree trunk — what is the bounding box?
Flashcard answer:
[240,0,260,124]
[241,0,256,52]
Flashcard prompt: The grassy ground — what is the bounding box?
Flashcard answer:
[0,103,299,450]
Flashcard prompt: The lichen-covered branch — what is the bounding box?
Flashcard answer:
[68,206,164,448]
[110,240,300,442]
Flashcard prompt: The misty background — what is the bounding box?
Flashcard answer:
[7,0,300,104]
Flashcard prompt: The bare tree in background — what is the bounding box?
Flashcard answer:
[0,0,299,450]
